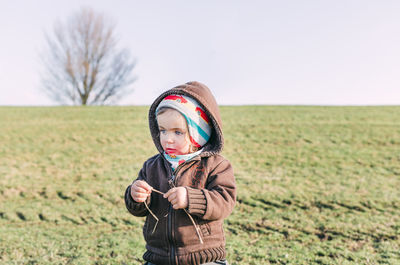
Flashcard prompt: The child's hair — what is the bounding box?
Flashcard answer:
[156,107,199,153]
[156,106,171,116]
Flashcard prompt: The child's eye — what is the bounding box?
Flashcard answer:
[160,129,166,134]
[175,131,183,135]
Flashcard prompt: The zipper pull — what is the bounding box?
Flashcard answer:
[168,177,175,188]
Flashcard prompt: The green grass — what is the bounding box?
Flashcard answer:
[0,106,399,264]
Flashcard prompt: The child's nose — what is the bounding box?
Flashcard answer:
[166,133,174,143]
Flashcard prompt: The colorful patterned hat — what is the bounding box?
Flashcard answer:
[156,94,212,148]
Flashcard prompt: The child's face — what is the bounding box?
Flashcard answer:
[157,108,191,156]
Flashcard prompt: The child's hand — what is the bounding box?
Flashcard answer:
[164,187,188,209]
[130,180,152,203]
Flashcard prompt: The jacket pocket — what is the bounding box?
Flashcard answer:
[199,222,211,237]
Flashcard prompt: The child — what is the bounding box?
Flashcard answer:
[125,81,236,265]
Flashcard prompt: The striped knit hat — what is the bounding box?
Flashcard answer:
[155,94,212,148]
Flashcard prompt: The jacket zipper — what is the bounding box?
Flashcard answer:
[167,204,175,265]
[165,159,177,265]
[172,159,197,184]
[164,156,199,265]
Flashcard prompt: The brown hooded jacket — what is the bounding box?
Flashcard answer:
[124,81,236,265]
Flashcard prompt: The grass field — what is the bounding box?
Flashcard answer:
[0,105,399,265]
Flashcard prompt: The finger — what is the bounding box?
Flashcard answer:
[133,192,149,202]
[164,188,176,199]
[173,201,183,209]
[131,186,149,196]
[133,186,148,194]
[135,181,152,193]
[132,193,147,201]
[166,193,177,203]
[135,192,149,198]
[142,182,153,193]
[132,194,143,202]
[134,197,147,203]
[133,183,152,194]
[163,189,171,198]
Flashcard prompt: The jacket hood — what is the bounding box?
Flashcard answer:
[149,81,223,157]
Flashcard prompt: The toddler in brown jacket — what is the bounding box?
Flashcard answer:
[125,81,236,265]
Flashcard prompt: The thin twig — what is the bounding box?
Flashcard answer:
[183,208,204,244]
[146,186,203,244]
[167,182,204,244]
[144,200,159,234]
[143,188,165,234]
[151,188,164,195]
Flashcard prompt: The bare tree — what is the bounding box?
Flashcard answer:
[41,8,136,105]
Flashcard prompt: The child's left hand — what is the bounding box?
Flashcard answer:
[164,187,188,210]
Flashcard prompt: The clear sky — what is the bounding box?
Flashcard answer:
[1,0,399,106]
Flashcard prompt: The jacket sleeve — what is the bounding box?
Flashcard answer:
[124,166,151,217]
[185,159,236,221]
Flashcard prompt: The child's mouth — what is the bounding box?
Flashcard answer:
[166,148,176,154]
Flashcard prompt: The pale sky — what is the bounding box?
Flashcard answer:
[1,0,399,106]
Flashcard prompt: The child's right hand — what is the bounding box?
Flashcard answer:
[130,180,152,203]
